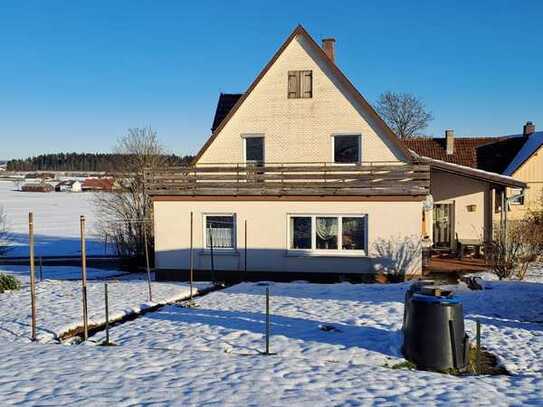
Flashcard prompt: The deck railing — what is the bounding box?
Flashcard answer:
[144,162,430,197]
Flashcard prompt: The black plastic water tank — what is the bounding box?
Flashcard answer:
[403,294,468,370]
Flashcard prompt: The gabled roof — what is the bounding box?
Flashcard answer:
[194,25,413,164]
[475,136,528,173]
[503,131,543,175]
[405,134,534,175]
[403,137,498,168]
[211,93,243,132]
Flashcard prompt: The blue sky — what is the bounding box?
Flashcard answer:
[1,1,542,159]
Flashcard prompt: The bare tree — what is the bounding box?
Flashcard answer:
[375,91,433,139]
[489,213,543,280]
[0,206,11,256]
[95,127,168,266]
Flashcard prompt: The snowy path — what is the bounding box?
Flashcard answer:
[1,280,543,405]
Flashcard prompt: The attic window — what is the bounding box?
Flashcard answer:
[288,70,312,99]
[333,135,361,163]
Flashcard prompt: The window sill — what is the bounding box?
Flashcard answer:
[199,249,240,256]
[286,250,368,258]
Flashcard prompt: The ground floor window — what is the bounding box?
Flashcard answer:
[205,214,236,249]
[289,214,367,254]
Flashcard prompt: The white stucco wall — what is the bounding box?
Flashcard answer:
[198,34,406,164]
[431,170,491,243]
[154,199,422,275]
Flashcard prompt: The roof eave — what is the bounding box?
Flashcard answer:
[412,153,527,189]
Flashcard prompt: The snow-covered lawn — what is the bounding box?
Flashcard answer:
[0,180,107,256]
[0,265,204,343]
[2,276,542,405]
[0,264,126,283]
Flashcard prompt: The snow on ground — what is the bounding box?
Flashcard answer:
[1,273,543,404]
[0,265,204,343]
[0,264,126,283]
[0,180,109,256]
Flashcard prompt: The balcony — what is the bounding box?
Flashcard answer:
[144,162,430,197]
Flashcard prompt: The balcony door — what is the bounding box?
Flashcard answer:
[433,203,454,249]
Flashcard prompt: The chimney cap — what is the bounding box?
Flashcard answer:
[322,38,336,43]
[523,121,536,136]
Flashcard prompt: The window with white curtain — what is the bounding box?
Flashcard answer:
[289,214,367,254]
[205,215,236,249]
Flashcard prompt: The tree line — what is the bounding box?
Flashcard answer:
[6,152,193,172]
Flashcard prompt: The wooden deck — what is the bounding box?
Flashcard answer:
[425,254,490,274]
[145,162,430,197]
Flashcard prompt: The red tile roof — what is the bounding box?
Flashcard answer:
[404,137,498,168]
[82,178,114,191]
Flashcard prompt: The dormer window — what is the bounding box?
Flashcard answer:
[288,70,312,98]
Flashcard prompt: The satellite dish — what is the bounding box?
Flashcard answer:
[423,194,434,211]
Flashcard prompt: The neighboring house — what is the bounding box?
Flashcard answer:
[146,25,525,280]
[405,122,543,220]
[81,178,114,192]
[55,180,82,192]
[21,182,54,192]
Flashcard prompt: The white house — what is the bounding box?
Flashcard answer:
[146,25,525,282]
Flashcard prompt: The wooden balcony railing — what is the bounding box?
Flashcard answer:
[144,162,430,197]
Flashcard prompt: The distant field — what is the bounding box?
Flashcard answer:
[0,181,110,257]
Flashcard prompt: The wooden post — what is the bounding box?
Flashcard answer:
[503,189,508,253]
[209,226,215,285]
[80,215,88,341]
[190,211,194,300]
[244,220,247,281]
[29,212,37,341]
[476,319,481,374]
[265,287,270,355]
[39,256,43,282]
[104,283,110,345]
[143,222,152,303]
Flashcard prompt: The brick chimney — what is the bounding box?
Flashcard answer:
[523,121,535,136]
[445,129,454,155]
[322,38,335,62]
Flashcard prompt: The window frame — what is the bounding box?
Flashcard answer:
[509,188,525,206]
[241,134,265,165]
[331,134,362,164]
[286,214,368,256]
[202,213,237,251]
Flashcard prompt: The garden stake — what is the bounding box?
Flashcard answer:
[143,222,152,303]
[29,212,37,341]
[80,215,88,341]
[244,220,247,281]
[476,319,481,374]
[104,283,110,345]
[265,287,270,355]
[190,211,193,300]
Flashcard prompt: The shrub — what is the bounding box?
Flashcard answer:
[0,273,22,293]
[490,211,543,280]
